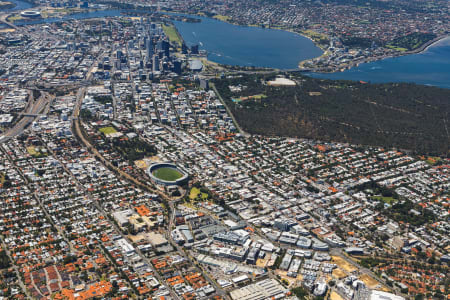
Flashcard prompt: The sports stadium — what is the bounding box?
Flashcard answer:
[147,163,188,186]
[20,10,41,18]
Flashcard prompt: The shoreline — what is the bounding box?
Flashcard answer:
[167,12,324,70]
[418,35,449,53]
[300,34,449,74]
[168,10,448,74]
[6,7,117,24]
[4,6,447,77]
[0,2,16,10]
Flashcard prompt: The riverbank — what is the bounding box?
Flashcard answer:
[153,10,450,75]
[0,0,34,12]
[0,2,15,10]
[161,10,448,76]
[200,13,449,75]
[3,5,448,84]
[171,13,322,69]
[300,34,449,74]
[308,37,450,88]
[6,7,118,24]
[417,35,449,54]
[162,22,183,46]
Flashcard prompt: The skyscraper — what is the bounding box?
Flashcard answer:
[146,38,153,60]
[173,60,182,74]
[152,55,160,72]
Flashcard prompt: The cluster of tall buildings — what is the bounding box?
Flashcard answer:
[145,22,181,75]
[108,19,183,80]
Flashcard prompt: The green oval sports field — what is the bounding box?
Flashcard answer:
[152,167,184,181]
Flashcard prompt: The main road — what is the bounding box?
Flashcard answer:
[0,91,52,144]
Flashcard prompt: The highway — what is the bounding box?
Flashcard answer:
[210,82,249,137]
[72,87,228,298]
[0,13,19,30]
[49,146,181,300]
[0,91,51,144]
[69,52,229,298]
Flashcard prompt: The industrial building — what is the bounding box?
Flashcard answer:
[229,279,287,300]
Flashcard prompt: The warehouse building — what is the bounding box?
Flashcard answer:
[230,278,287,300]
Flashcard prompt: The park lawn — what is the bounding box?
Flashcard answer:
[189,187,208,200]
[234,94,267,102]
[251,94,267,100]
[213,15,230,22]
[99,126,117,135]
[182,201,197,210]
[0,173,4,185]
[301,29,328,40]
[26,146,48,158]
[189,187,201,200]
[162,24,182,46]
[152,167,183,181]
[372,196,397,205]
[7,14,23,22]
[26,146,38,156]
[386,45,408,52]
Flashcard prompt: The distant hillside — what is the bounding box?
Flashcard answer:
[213,74,450,156]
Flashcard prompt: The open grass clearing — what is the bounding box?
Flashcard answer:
[26,146,38,156]
[99,126,117,135]
[189,187,201,200]
[152,167,183,181]
[162,24,182,46]
[189,187,208,200]
[213,15,230,21]
[7,14,24,22]
[386,45,408,52]
[26,146,48,158]
[371,196,397,205]
[232,94,267,103]
[181,202,197,210]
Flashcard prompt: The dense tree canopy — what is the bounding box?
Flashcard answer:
[214,73,450,156]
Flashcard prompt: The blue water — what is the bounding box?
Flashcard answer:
[5,5,450,88]
[0,0,32,11]
[308,37,450,88]
[172,16,323,70]
[13,9,121,26]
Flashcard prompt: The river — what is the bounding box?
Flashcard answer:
[0,0,32,12]
[171,16,323,70]
[308,37,450,89]
[2,4,450,88]
[13,9,121,26]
